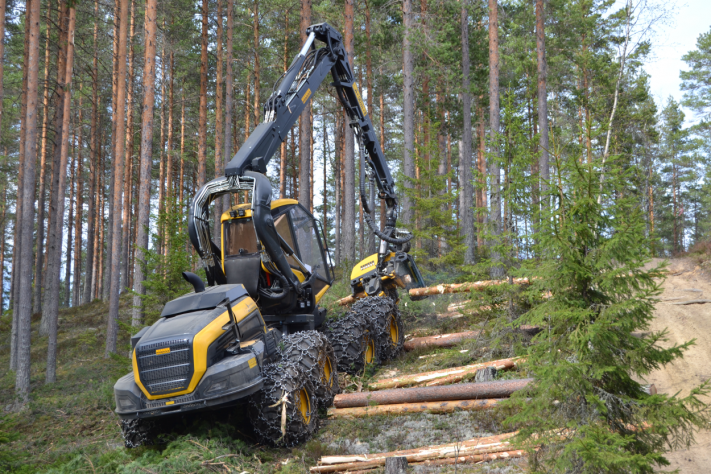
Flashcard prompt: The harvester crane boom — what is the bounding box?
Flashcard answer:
[189,23,410,289]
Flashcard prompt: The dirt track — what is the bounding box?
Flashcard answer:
[646,258,711,473]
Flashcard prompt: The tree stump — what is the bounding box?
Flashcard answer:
[384,456,408,474]
[474,366,497,382]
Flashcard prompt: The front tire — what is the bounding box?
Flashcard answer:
[120,418,156,448]
[326,310,381,374]
[248,361,318,446]
[279,331,340,408]
[353,296,404,360]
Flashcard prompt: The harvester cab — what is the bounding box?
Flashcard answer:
[115,22,425,449]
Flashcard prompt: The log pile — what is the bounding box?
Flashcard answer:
[310,432,526,472]
[367,357,523,390]
[333,379,532,408]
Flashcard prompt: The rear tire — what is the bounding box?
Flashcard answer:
[279,331,340,408]
[248,360,318,447]
[325,310,381,374]
[353,296,404,360]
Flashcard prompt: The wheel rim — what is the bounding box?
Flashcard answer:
[389,314,399,347]
[365,336,375,364]
[321,357,333,388]
[297,388,311,423]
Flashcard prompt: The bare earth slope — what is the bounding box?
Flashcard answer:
[646,258,711,473]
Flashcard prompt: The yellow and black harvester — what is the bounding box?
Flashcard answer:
[113,23,425,448]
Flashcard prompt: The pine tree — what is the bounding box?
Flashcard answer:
[506,151,710,473]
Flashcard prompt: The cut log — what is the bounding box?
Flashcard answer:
[368,357,522,390]
[408,278,531,297]
[319,432,518,465]
[327,398,502,418]
[411,449,527,468]
[333,379,532,408]
[436,311,464,319]
[335,292,364,306]
[384,457,407,474]
[403,331,481,351]
[312,432,520,472]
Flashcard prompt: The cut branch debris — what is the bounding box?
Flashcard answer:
[403,331,481,351]
[334,379,532,408]
[408,278,531,297]
[310,432,521,472]
[368,357,523,390]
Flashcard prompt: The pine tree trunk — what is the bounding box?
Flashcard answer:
[334,113,342,265]
[157,36,166,255]
[132,0,157,327]
[164,46,174,258]
[15,0,41,402]
[223,0,234,214]
[41,0,70,334]
[84,0,99,304]
[379,68,385,230]
[46,4,76,383]
[214,0,224,239]
[488,0,503,278]
[74,95,83,305]
[0,0,5,129]
[535,0,549,214]
[197,0,208,187]
[401,0,415,226]
[298,0,311,209]
[179,95,185,204]
[460,4,474,264]
[121,0,135,289]
[65,140,76,306]
[33,2,53,314]
[343,0,356,264]
[365,1,375,254]
[253,0,260,127]
[105,0,130,356]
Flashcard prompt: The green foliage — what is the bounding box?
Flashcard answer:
[681,27,711,119]
[138,196,199,324]
[505,151,710,473]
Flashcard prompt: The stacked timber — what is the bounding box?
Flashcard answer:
[310,432,526,472]
[328,379,532,418]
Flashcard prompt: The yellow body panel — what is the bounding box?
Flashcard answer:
[350,252,394,281]
[133,297,263,400]
[314,285,330,303]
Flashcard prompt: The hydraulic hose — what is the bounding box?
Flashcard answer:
[245,170,304,295]
[358,145,413,245]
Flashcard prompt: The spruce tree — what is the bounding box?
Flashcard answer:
[506,151,710,473]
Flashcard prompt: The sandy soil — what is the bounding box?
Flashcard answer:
[645,258,711,473]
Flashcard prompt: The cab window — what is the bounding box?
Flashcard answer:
[223,218,259,256]
[274,214,300,268]
[289,206,331,282]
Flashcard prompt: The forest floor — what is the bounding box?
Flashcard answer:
[0,258,708,473]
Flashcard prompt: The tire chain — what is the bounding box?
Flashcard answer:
[352,296,404,360]
[278,331,340,407]
[120,418,156,448]
[324,310,374,374]
[247,359,317,447]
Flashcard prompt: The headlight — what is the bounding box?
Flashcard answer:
[117,396,138,411]
[205,378,229,394]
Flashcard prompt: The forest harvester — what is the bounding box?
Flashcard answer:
[113,23,425,448]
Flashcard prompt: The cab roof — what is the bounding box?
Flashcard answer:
[220,198,298,222]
